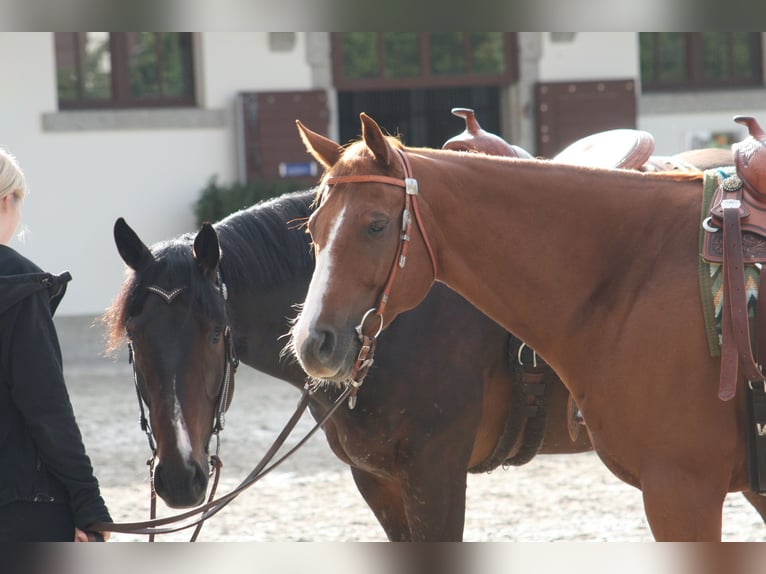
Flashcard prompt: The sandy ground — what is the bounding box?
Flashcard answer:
[57,316,766,543]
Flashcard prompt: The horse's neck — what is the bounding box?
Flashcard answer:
[216,205,316,389]
[418,154,699,363]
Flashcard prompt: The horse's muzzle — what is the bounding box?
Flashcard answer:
[154,458,209,508]
[296,325,355,381]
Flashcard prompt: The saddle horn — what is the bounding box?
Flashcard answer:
[733,115,766,199]
[442,108,533,159]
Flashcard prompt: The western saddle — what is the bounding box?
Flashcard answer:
[443,107,698,172]
[701,116,766,401]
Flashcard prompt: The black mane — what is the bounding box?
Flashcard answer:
[104,189,316,351]
[212,189,316,289]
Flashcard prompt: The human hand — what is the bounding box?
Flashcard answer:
[74,528,110,542]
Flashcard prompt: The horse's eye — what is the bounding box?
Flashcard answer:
[368,220,387,235]
[210,326,224,345]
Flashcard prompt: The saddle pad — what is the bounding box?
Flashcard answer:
[699,167,760,357]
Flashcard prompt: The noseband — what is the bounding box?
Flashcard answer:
[323,147,437,407]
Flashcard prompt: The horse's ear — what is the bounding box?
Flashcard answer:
[360,113,392,166]
[114,217,155,271]
[296,120,342,168]
[192,222,221,274]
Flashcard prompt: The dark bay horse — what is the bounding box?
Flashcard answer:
[103,190,592,540]
[290,113,766,541]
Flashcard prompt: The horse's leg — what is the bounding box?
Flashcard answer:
[741,490,766,526]
[349,467,411,541]
[640,464,726,541]
[397,455,468,542]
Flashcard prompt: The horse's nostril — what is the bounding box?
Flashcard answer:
[315,328,336,362]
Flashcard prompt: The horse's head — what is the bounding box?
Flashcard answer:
[108,218,236,508]
[290,113,437,383]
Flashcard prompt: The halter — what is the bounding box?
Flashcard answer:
[324,147,438,408]
[126,267,238,541]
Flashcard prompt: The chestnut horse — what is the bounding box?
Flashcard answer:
[104,190,593,540]
[290,113,762,541]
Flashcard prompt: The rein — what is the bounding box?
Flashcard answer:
[91,384,352,539]
[325,148,437,408]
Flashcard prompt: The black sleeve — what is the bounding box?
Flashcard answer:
[8,291,112,529]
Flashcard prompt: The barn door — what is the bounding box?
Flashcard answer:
[534,79,638,157]
[238,90,329,184]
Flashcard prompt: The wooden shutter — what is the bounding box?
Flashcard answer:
[238,90,329,183]
[535,79,637,157]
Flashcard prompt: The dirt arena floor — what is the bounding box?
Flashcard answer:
[57,316,766,543]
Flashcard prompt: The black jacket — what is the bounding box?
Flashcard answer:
[0,244,111,529]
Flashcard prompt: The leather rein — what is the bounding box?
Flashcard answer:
[323,147,438,408]
[91,384,351,539]
[92,270,352,540]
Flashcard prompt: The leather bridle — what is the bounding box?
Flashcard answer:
[93,257,354,540]
[323,147,438,408]
[124,268,238,541]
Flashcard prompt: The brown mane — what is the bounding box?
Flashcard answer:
[101,268,136,355]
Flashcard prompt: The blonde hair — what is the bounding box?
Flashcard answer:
[0,147,27,202]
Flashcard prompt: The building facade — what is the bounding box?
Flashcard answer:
[2,32,764,316]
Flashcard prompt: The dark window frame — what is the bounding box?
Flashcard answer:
[331,32,518,90]
[54,32,196,110]
[640,32,763,92]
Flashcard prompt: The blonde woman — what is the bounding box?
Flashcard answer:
[0,148,111,541]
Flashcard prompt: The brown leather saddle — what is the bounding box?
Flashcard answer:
[701,116,766,400]
[443,107,659,171]
[553,128,655,170]
[703,117,766,263]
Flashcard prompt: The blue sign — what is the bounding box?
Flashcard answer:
[279,161,318,178]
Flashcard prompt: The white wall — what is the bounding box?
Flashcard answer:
[4,32,765,315]
[0,32,318,317]
[201,32,314,104]
[538,32,639,82]
[639,113,752,156]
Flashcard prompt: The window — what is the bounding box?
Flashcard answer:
[54,33,196,109]
[332,33,517,90]
[640,32,762,91]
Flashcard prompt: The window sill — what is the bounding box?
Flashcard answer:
[41,108,227,132]
[640,87,766,115]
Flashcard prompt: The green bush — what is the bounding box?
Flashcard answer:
[194,175,306,226]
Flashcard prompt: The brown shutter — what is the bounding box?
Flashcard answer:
[238,90,329,183]
[535,79,637,158]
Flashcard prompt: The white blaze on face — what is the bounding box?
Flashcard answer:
[170,376,193,463]
[293,205,347,350]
